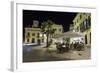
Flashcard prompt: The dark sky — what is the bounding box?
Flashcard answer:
[23,10,77,32]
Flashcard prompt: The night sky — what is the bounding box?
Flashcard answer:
[23,10,77,32]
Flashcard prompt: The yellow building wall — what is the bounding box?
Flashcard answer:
[83,28,91,46]
[73,13,91,47]
[24,28,43,44]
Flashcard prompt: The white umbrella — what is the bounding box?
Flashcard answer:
[54,31,84,38]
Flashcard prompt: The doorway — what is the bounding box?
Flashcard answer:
[37,39,41,45]
[85,34,87,44]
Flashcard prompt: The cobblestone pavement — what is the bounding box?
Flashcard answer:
[23,45,91,62]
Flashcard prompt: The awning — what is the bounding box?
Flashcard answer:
[54,31,84,38]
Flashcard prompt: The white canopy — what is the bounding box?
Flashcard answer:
[54,31,84,38]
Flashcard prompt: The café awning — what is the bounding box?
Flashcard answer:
[54,31,84,38]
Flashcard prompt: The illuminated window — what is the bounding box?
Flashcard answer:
[32,33,35,36]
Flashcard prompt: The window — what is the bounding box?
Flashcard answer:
[88,17,91,27]
[37,39,41,45]
[77,27,79,32]
[86,19,88,29]
[32,38,35,43]
[90,32,91,44]
[80,15,82,19]
[80,22,84,32]
[32,33,35,36]
[27,38,29,42]
[27,32,30,36]
[37,33,40,38]
[85,34,87,44]
[42,39,44,43]
[26,32,30,38]
[77,27,78,32]
[80,23,83,32]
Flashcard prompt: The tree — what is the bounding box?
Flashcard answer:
[41,20,55,47]
[50,28,56,38]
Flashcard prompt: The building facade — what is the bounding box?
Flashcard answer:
[24,20,46,45]
[69,24,84,44]
[24,27,46,45]
[73,13,91,47]
[24,20,63,45]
